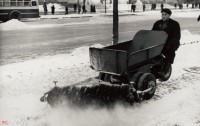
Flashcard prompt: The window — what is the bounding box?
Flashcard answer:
[24,0,31,6]
[17,0,23,6]
[10,0,16,6]
[32,1,36,6]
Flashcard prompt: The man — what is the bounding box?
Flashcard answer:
[51,5,55,15]
[65,4,68,15]
[131,4,136,12]
[43,2,48,15]
[152,8,181,75]
[197,15,200,22]
[160,3,164,10]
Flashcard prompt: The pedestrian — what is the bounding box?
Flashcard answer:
[131,4,136,12]
[161,3,164,11]
[174,3,177,8]
[143,4,146,12]
[74,4,77,12]
[43,2,48,15]
[154,3,157,10]
[192,3,194,8]
[78,4,81,14]
[152,8,181,76]
[51,5,55,15]
[82,4,87,14]
[197,15,200,22]
[199,2,200,9]
[93,5,96,13]
[90,4,93,13]
[65,4,68,14]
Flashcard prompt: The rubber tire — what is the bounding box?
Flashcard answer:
[137,73,156,100]
[158,65,172,82]
[10,12,21,20]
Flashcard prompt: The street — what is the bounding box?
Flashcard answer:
[0,16,199,65]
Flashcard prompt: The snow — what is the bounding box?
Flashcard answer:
[0,9,200,126]
[0,19,29,31]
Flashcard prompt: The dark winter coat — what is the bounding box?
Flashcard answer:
[152,18,181,50]
[198,15,200,22]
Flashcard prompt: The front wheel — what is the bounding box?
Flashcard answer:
[137,73,156,100]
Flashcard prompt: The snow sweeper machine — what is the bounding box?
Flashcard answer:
[40,30,172,107]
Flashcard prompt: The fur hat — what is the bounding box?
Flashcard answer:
[161,8,172,15]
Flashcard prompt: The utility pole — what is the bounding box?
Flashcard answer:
[113,0,118,44]
[77,0,79,14]
[105,0,107,13]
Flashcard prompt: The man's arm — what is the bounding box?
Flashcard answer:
[152,21,159,30]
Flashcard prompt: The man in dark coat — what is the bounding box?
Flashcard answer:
[198,15,200,22]
[152,8,181,74]
[65,5,68,14]
[51,5,55,15]
[131,4,136,12]
[43,2,48,15]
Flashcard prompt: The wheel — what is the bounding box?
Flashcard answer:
[158,64,172,81]
[10,12,21,20]
[137,73,156,100]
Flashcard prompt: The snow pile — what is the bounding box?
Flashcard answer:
[0,19,29,31]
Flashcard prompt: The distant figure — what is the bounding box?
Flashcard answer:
[131,4,136,12]
[179,3,183,9]
[82,4,87,14]
[197,15,200,22]
[151,3,156,10]
[161,3,164,10]
[199,2,200,9]
[195,2,198,8]
[90,4,93,13]
[74,4,77,12]
[174,3,177,8]
[192,3,194,8]
[93,5,96,13]
[186,3,188,8]
[65,5,68,14]
[143,4,146,12]
[90,4,96,13]
[78,5,81,14]
[154,3,157,10]
[151,3,154,10]
[51,5,55,15]
[43,2,48,15]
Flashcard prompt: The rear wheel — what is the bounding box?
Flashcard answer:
[137,73,156,100]
[10,12,21,20]
[158,64,172,81]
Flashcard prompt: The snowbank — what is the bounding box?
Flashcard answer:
[0,19,29,31]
